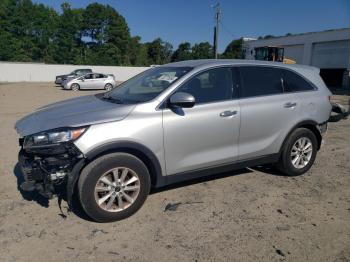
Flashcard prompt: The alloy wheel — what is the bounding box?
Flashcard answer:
[105,84,112,91]
[71,84,79,91]
[290,137,313,169]
[94,167,140,212]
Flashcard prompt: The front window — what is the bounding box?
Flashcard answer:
[176,67,235,104]
[83,74,94,80]
[104,67,192,104]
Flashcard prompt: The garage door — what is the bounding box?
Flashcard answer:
[311,40,350,68]
[284,44,304,64]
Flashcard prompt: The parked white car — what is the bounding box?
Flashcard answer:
[63,73,117,91]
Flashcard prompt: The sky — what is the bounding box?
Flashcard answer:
[33,0,350,52]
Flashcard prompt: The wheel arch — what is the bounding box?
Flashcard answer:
[280,120,322,155]
[84,141,164,188]
[71,83,80,90]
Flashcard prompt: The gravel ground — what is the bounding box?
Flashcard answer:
[0,82,349,262]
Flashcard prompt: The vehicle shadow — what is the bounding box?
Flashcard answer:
[13,163,49,207]
[150,168,254,194]
[13,162,287,221]
[249,164,290,177]
[13,162,93,220]
[60,88,106,92]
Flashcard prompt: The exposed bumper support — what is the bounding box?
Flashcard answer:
[17,141,84,201]
[329,102,349,122]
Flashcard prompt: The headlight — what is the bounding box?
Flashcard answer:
[24,127,87,148]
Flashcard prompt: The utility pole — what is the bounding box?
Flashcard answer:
[213,2,220,59]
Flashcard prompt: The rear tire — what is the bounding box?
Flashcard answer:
[276,128,318,176]
[78,153,151,222]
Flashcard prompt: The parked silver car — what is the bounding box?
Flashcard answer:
[55,69,92,85]
[63,73,116,91]
[15,60,332,222]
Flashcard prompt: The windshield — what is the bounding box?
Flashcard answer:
[104,67,192,104]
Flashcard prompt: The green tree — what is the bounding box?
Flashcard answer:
[146,38,173,65]
[191,42,213,59]
[52,2,83,64]
[0,0,17,61]
[105,5,131,65]
[222,38,243,59]
[0,0,59,62]
[171,42,192,62]
[81,3,131,65]
[128,36,148,66]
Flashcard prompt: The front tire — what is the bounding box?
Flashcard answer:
[71,83,80,91]
[78,153,151,222]
[104,83,113,91]
[277,128,318,176]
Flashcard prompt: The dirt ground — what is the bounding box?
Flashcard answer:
[0,82,349,262]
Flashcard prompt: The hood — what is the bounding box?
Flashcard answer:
[56,74,68,78]
[15,94,135,136]
[57,74,75,79]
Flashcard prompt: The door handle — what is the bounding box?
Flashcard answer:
[220,110,237,117]
[284,102,297,108]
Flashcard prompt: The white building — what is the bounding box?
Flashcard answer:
[244,28,350,89]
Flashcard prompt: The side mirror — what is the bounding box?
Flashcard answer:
[169,92,195,108]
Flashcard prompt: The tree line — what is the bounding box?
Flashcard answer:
[0,0,243,66]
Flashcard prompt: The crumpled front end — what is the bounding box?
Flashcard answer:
[18,138,83,198]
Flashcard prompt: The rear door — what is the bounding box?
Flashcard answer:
[282,69,327,122]
[237,66,300,160]
[95,74,107,89]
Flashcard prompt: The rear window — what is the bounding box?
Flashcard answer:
[282,70,315,92]
[94,74,106,78]
[239,66,283,98]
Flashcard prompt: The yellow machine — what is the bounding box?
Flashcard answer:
[254,46,296,64]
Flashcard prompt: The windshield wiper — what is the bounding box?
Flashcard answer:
[102,94,124,104]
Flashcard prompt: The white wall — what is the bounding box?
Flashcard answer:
[0,62,149,82]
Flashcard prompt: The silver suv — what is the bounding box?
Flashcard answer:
[15,60,332,222]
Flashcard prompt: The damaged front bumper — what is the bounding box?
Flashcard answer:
[18,139,84,201]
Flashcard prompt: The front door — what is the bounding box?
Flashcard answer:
[80,73,94,89]
[162,67,240,175]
